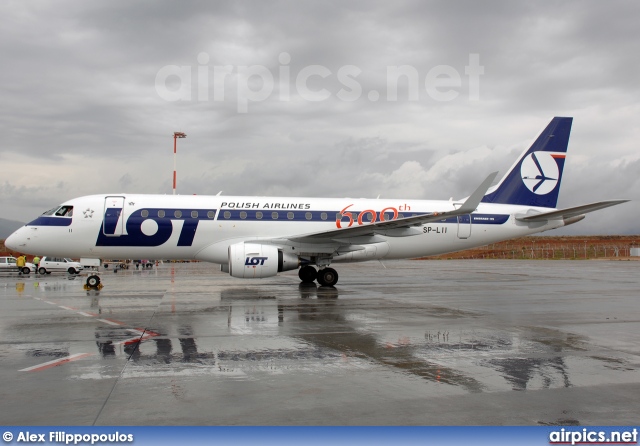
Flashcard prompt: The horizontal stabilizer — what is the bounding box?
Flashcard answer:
[516,200,629,222]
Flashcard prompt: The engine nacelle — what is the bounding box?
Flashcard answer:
[228,243,299,279]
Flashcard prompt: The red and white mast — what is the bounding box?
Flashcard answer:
[173,132,186,195]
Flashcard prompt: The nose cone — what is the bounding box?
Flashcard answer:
[5,228,23,251]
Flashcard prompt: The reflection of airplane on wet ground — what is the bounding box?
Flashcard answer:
[84,285,585,393]
[6,117,628,286]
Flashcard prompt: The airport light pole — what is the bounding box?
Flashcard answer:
[173,132,187,195]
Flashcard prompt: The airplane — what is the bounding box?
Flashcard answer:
[5,117,628,287]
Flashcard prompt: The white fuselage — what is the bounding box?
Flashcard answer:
[6,193,564,263]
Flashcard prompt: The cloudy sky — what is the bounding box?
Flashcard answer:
[0,1,638,234]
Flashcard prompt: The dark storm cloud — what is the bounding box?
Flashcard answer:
[0,0,638,234]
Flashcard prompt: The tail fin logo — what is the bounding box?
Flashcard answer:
[520,151,564,195]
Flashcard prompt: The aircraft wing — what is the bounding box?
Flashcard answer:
[288,172,498,243]
[515,200,629,222]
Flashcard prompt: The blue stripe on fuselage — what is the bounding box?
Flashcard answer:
[26,216,72,227]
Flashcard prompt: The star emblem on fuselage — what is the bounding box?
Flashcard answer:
[83,208,94,218]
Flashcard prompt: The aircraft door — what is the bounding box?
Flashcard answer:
[457,214,471,239]
[103,196,125,236]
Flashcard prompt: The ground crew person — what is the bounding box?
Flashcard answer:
[33,255,41,273]
[16,255,26,275]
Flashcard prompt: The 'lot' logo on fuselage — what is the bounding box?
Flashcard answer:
[97,208,216,247]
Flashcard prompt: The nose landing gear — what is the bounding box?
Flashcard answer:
[85,275,103,289]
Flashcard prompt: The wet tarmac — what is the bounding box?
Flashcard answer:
[0,260,639,426]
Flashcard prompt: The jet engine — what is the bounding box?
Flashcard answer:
[228,243,299,279]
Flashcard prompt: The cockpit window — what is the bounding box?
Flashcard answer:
[42,207,59,216]
[54,206,73,217]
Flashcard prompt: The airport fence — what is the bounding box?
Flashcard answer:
[424,236,639,260]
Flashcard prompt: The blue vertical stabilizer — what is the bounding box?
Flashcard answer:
[482,117,573,208]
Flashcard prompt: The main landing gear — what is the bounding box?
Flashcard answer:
[298,265,339,287]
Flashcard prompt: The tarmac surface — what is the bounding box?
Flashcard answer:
[0,260,639,426]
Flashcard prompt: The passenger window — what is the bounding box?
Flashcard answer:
[398,213,404,219]
[174,210,182,218]
[141,210,149,218]
[321,212,327,221]
[240,211,247,220]
[158,210,165,218]
[256,211,263,220]
[207,211,215,219]
[287,212,294,220]
[224,211,231,219]
[305,212,312,220]
[271,212,278,220]
[191,211,198,218]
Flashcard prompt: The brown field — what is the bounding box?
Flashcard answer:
[418,235,640,260]
[2,236,639,262]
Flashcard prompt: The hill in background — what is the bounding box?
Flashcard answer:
[0,218,24,239]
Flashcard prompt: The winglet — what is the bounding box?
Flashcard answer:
[457,171,499,214]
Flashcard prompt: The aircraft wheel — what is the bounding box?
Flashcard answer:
[86,275,101,288]
[298,265,317,283]
[38,267,47,275]
[317,268,338,287]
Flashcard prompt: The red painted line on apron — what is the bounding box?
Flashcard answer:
[20,353,93,372]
